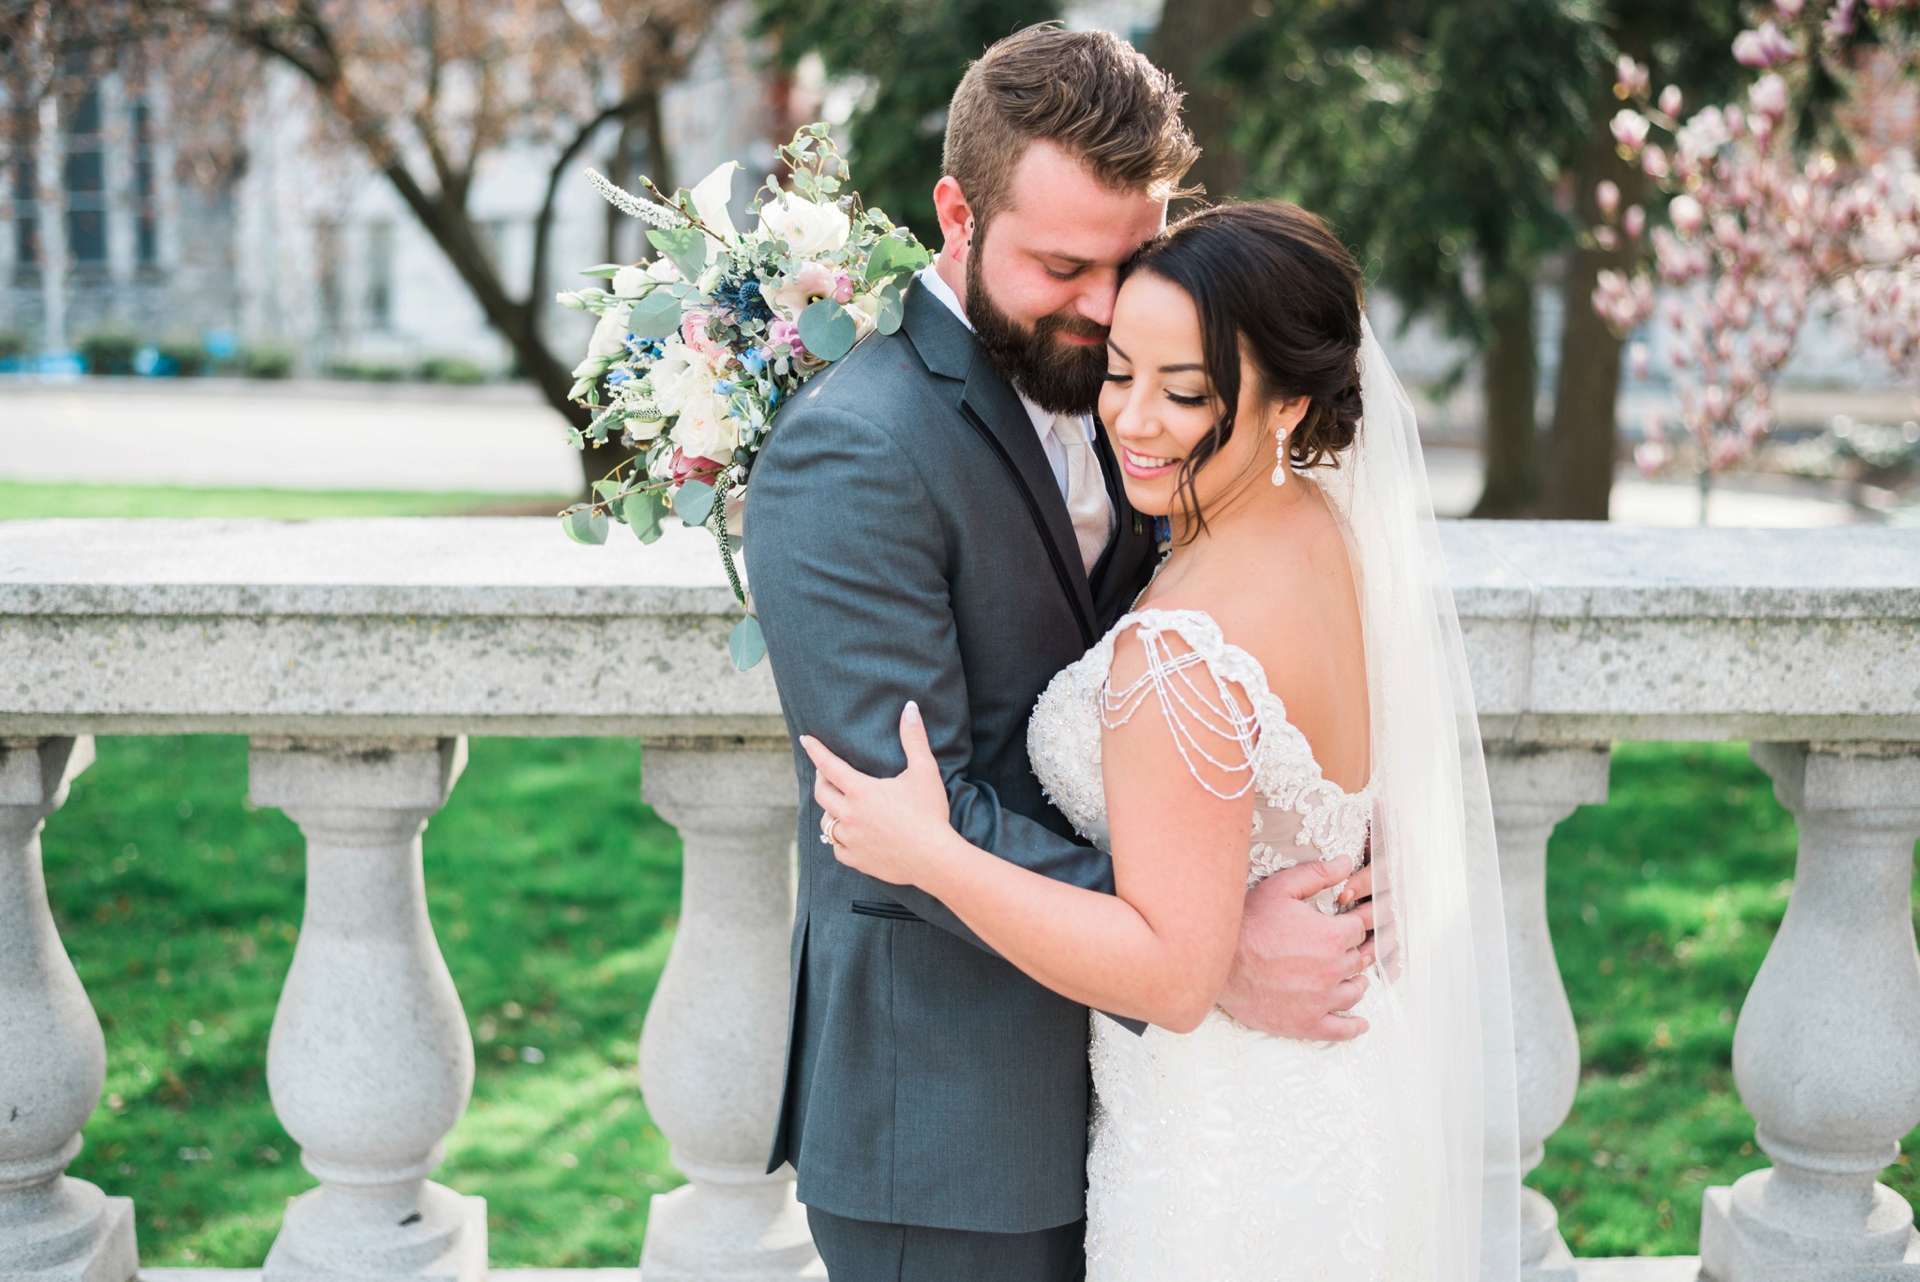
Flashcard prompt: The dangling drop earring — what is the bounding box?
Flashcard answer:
[1272,433,1289,487]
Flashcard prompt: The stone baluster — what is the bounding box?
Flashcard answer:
[248,737,484,1282]
[1485,743,1612,1282]
[0,737,138,1282]
[637,738,821,1279]
[1701,742,1920,1281]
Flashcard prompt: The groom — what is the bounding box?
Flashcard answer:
[745,25,1377,1281]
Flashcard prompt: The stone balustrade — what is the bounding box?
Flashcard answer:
[1,517,1916,1282]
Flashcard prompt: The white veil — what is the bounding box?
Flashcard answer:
[1317,317,1521,1280]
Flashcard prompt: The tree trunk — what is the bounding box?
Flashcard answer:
[1470,272,1542,517]
[1148,0,1258,208]
[1542,112,1646,519]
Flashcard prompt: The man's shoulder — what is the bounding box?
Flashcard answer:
[775,328,957,429]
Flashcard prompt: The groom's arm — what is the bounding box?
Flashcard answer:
[745,403,1115,950]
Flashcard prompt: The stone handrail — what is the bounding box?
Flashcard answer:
[1,518,1917,1282]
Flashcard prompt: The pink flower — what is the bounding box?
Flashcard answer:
[1625,206,1647,239]
[1615,55,1649,97]
[1610,111,1650,153]
[668,449,727,483]
[1597,180,1622,219]
[1774,0,1803,15]
[680,309,724,359]
[770,261,839,320]
[1732,21,1798,69]
[1659,85,1684,119]
[1643,144,1671,179]
[768,317,805,355]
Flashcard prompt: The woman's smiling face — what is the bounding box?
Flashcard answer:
[1098,271,1300,521]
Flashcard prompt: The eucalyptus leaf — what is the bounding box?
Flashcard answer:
[623,489,665,542]
[864,236,930,285]
[729,614,767,670]
[626,289,682,339]
[647,228,708,284]
[562,508,608,545]
[876,280,905,336]
[579,263,623,278]
[674,478,716,527]
[798,299,858,362]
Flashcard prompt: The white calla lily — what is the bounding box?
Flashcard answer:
[689,161,741,260]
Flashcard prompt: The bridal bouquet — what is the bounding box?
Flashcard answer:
[555,124,931,668]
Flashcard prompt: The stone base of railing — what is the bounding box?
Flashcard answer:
[133,1263,1706,1282]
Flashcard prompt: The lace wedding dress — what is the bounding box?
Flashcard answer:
[1029,606,1420,1280]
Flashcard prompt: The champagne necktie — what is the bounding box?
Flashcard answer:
[1052,414,1113,576]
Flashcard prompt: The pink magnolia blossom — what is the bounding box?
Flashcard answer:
[1615,55,1650,97]
[1625,206,1647,239]
[1610,111,1650,153]
[1597,180,1622,218]
[1592,0,1920,482]
[1733,21,1799,68]
[1749,73,1790,119]
[1659,85,1685,119]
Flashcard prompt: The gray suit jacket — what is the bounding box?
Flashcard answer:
[743,279,1158,1234]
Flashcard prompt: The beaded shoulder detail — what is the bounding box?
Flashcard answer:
[1028,608,1374,875]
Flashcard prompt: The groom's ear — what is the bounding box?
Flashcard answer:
[932,176,975,261]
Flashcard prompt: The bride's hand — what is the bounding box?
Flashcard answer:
[801,702,957,887]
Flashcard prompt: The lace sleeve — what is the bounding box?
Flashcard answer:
[1098,611,1263,801]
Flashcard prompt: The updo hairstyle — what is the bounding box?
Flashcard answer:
[1119,201,1365,531]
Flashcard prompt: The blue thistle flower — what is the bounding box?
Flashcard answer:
[711,273,775,325]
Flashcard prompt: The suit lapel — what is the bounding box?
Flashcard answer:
[904,280,1100,646]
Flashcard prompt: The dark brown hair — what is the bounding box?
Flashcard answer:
[1121,201,1365,533]
[943,25,1199,229]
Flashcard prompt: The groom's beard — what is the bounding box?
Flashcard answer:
[966,238,1109,416]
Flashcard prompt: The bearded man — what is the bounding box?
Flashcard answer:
[744,25,1377,1282]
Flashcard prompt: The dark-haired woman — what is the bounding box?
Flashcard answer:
[800,201,1519,1280]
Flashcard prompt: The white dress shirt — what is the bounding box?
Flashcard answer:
[916,267,1079,496]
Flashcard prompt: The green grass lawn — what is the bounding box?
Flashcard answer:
[35,736,1920,1264]
[1537,741,1920,1256]
[44,736,683,1267]
[0,481,570,519]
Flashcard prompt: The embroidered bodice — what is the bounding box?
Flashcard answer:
[1028,607,1374,892]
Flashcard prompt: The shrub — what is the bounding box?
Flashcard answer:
[0,330,27,361]
[418,355,487,385]
[78,331,140,376]
[325,359,406,382]
[158,338,205,377]
[244,345,296,379]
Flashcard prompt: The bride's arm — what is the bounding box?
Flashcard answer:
[804,630,1272,1032]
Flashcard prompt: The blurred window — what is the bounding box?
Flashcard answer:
[132,99,157,265]
[9,108,37,278]
[367,219,393,330]
[64,83,107,266]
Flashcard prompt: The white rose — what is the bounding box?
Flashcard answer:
[845,291,880,341]
[586,305,632,359]
[648,339,716,416]
[612,266,650,298]
[759,192,850,256]
[671,389,741,462]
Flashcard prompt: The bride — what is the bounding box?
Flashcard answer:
[800,201,1520,1280]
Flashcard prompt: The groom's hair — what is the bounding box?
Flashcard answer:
[944,25,1198,228]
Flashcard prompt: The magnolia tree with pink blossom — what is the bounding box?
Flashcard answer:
[1591,0,1920,516]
